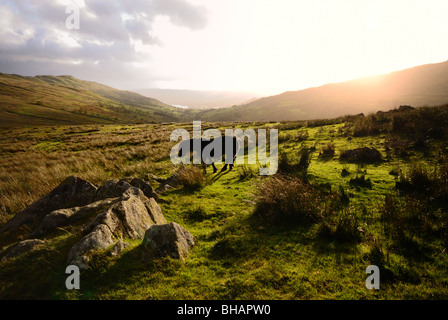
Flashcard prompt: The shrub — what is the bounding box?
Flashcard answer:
[319,142,335,159]
[349,175,372,189]
[185,206,208,222]
[253,175,322,225]
[295,130,309,142]
[339,147,382,163]
[318,208,363,243]
[176,166,207,190]
[278,146,313,179]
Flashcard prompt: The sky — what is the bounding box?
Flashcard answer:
[1,0,448,96]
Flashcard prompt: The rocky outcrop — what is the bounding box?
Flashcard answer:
[142,222,195,262]
[0,175,195,269]
[0,176,98,236]
[66,186,166,269]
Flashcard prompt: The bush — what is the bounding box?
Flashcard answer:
[318,208,363,243]
[349,175,372,189]
[278,146,313,180]
[176,166,207,190]
[319,142,335,159]
[253,175,322,225]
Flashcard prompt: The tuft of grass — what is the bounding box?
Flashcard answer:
[237,164,256,181]
[253,175,322,225]
[176,165,208,191]
[349,175,373,189]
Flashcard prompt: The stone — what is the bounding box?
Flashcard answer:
[1,239,46,262]
[144,198,167,225]
[67,187,166,268]
[142,222,195,262]
[31,198,120,237]
[111,240,130,257]
[94,179,133,201]
[83,187,160,239]
[127,177,160,200]
[0,176,98,236]
[67,224,115,268]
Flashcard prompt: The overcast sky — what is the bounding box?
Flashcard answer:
[1,0,448,95]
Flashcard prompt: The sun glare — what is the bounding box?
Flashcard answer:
[145,0,448,95]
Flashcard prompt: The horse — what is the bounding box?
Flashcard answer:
[177,136,240,173]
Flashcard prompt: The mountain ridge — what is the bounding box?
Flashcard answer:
[190,60,448,121]
[0,73,181,127]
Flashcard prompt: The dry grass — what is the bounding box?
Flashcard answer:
[0,124,177,226]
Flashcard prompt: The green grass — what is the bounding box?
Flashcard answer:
[1,110,448,299]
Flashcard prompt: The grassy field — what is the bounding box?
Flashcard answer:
[1,105,448,299]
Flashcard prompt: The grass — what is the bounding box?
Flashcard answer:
[1,105,448,299]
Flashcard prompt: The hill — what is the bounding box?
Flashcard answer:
[191,60,448,121]
[134,88,258,109]
[0,73,181,127]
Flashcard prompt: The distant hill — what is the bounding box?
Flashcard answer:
[134,88,258,109]
[0,73,181,127]
[191,60,448,121]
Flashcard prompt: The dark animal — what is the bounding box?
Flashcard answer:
[177,136,240,173]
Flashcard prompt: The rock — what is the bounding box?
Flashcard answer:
[147,171,181,194]
[67,224,115,269]
[1,239,46,262]
[339,147,382,163]
[0,176,98,236]
[126,177,160,200]
[111,240,130,257]
[145,198,167,225]
[67,187,166,268]
[94,179,133,201]
[83,187,162,239]
[156,184,174,194]
[142,222,195,262]
[32,198,121,237]
[0,175,168,270]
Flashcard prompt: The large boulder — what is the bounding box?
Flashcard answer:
[31,197,121,237]
[0,176,98,237]
[67,224,116,268]
[142,222,195,262]
[67,186,166,268]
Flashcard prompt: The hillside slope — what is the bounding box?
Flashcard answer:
[192,60,448,121]
[0,73,181,127]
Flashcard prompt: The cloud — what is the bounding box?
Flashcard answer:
[0,0,208,88]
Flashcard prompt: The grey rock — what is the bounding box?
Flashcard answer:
[1,239,46,262]
[111,240,130,257]
[67,224,115,267]
[67,187,165,268]
[32,198,120,237]
[94,179,133,201]
[145,198,167,225]
[83,187,159,239]
[142,222,195,262]
[0,176,97,236]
